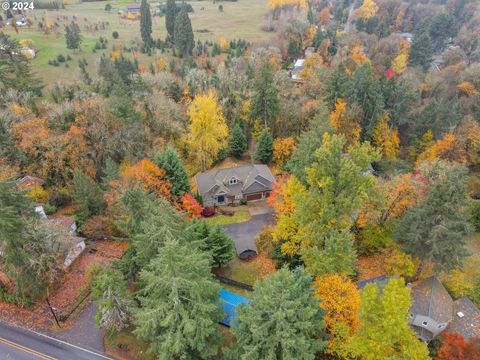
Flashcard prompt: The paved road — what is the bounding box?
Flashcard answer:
[224,213,274,255]
[0,322,111,360]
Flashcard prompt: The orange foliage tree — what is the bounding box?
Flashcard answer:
[457,82,479,97]
[416,133,466,165]
[121,159,171,198]
[330,99,361,147]
[181,193,203,219]
[272,137,296,170]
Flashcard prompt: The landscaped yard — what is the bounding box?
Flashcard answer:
[215,253,276,287]
[206,210,251,226]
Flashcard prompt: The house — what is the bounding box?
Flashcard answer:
[50,215,78,235]
[16,175,44,190]
[409,277,454,341]
[125,4,141,19]
[195,164,275,207]
[291,59,305,80]
[63,236,86,268]
[393,32,414,43]
[218,288,249,327]
[449,297,480,340]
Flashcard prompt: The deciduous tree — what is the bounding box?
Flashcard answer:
[372,113,400,160]
[187,91,229,171]
[329,99,361,147]
[272,137,296,169]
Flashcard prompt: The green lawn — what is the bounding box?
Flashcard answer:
[105,329,155,360]
[5,0,271,85]
[205,210,251,226]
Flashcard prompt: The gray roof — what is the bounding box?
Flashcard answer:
[449,297,480,340]
[195,164,274,199]
[411,276,454,324]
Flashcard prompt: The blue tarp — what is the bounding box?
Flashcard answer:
[219,289,250,327]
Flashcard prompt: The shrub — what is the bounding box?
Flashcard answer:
[57,54,66,62]
[104,3,111,11]
[27,187,48,203]
[43,203,57,216]
[112,31,119,39]
[48,189,71,207]
[469,200,480,231]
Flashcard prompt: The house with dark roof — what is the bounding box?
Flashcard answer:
[409,277,454,341]
[449,297,480,340]
[194,164,275,207]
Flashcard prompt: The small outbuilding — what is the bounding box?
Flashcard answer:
[219,289,249,327]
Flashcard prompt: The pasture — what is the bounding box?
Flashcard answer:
[4,0,271,85]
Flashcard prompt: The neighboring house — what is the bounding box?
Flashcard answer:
[393,32,414,43]
[64,236,86,268]
[218,288,249,327]
[409,277,453,341]
[125,4,141,19]
[195,164,275,207]
[16,175,44,190]
[50,215,78,235]
[449,297,480,340]
[291,59,305,80]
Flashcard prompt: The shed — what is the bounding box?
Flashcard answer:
[219,289,249,327]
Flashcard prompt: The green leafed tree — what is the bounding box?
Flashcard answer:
[395,160,471,272]
[72,171,106,225]
[165,0,177,42]
[343,278,430,360]
[140,0,153,47]
[231,268,327,360]
[229,122,248,159]
[134,239,223,360]
[153,145,190,198]
[92,268,134,334]
[255,129,273,164]
[192,220,235,267]
[249,63,279,128]
[65,21,82,51]
[174,4,194,57]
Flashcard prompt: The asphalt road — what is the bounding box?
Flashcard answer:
[0,322,111,360]
[223,213,274,255]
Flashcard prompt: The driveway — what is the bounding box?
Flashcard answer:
[223,212,274,256]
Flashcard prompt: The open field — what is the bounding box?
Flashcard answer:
[3,0,271,85]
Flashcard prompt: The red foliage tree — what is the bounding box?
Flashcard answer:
[436,332,480,360]
[181,193,204,219]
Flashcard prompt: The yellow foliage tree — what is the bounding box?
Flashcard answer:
[267,0,307,11]
[392,52,408,74]
[187,91,229,171]
[272,137,296,169]
[154,57,167,72]
[351,45,369,66]
[416,133,466,165]
[457,81,479,96]
[382,244,418,278]
[355,0,378,19]
[330,99,361,147]
[372,113,400,160]
[299,53,324,79]
[218,37,229,52]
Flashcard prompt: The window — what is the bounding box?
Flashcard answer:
[229,177,238,185]
[422,321,428,326]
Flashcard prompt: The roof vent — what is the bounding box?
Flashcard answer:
[457,312,465,318]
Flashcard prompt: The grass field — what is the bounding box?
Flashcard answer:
[4,0,271,85]
[205,210,251,225]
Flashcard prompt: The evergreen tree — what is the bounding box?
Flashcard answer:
[174,5,194,57]
[325,63,350,110]
[409,30,434,71]
[395,160,471,272]
[192,221,235,267]
[255,129,273,164]
[165,0,176,42]
[72,171,106,225]
[153,145,190,197]
[92,268,133,334]
[134,239,222,359]
[140,0,152,48]
[229,123,248,159]
[65,21,82,51]
[232,268,327,359]
[249,63,279,128]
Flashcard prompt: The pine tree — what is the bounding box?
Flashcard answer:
[153,145,190,197]
[232,268,327,359]
[134,239,222,359]
[192,221,235,267]
[165,0,176,42]
[255,129,273,164]
[72,171,106,225]
[65,21,82,51]
[409,30,434,70]
[249,63,279,128]
[395,160,471,272]
[140,0,152,48]
[229,123,248,159]
[174,4,194,57]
